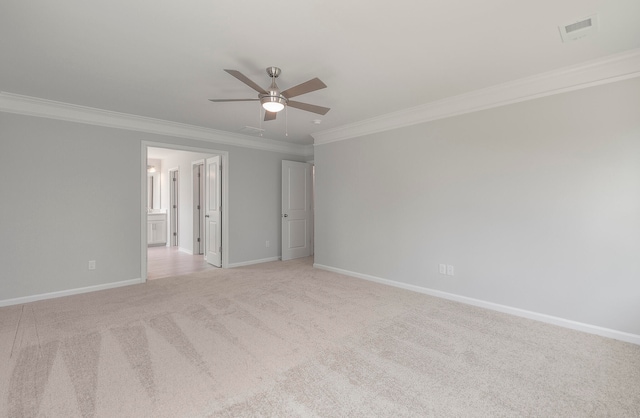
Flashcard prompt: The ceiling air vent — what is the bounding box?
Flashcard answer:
[240,126,265,135]
[559,14,599,42]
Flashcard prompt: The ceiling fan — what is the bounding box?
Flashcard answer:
[209,67,330,121]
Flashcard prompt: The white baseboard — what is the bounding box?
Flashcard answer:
[0,278,145,308]
[313,263,640,346]
[228,257,280,268]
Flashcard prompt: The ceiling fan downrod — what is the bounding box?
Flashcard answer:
[260,67,288,112]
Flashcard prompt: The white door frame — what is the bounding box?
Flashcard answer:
[204,155,222,267]
[141,142,229,281]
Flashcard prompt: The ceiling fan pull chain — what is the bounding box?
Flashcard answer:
[285,105,288,137]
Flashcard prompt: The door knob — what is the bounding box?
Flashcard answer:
[283,214,288,217]
[205,215,210,218]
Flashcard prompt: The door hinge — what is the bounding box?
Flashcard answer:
[197,238,200,242]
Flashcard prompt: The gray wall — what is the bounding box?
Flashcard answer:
[314,77,640,335]
[0,112,306,300]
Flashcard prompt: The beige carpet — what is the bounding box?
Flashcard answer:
[1,257,639,417]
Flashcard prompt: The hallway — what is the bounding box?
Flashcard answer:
[147,246,217,280]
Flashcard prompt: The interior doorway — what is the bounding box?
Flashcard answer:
[281,160,314,260]
[142,143,229,281]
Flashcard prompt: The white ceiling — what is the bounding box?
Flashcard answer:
[1,1,639,146]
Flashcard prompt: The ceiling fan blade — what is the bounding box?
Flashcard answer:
[208,99,259,102]
[264,111,277,121]
[281,78,327,99]
[287,100,330,115]
[224,69,267,94]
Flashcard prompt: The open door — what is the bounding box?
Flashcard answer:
[205,155,222,267]
[193,162,205,255]
[282,160,312,261]
[169,168,179,246]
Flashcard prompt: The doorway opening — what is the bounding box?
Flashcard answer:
[142,142,229,281]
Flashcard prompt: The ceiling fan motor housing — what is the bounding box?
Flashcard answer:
[260,67,288,111]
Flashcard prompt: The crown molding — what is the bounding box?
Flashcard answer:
[312,48,640,145]
[0,92,313,157]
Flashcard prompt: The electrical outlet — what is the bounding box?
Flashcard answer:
[439,264,447,274]
[266,240,270,248]
[88,260,96,270]
[446,265,454,276]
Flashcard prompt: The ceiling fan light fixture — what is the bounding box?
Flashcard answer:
[261,96,286,113]
[210,67,330,121]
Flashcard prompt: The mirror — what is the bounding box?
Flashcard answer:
[147,174,155,210]
[147,160,161,212]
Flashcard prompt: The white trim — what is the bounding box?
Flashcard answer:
[178,247,192,255]
[0,278,144,308]
[0,91,313,157]
[5,50,639,152]
[141,145,149,282]
[312,48,640,145]
[228,257,280,268]
[313,263,640,346]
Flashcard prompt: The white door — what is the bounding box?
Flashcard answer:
[193,163,205,255]
[205,156,222,267]
[169,169,179,246]
[282,160,312,261]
